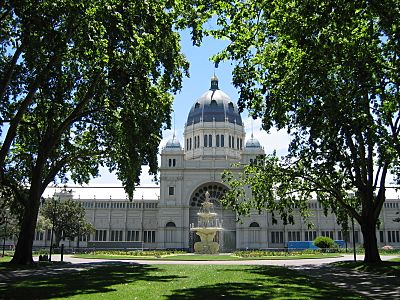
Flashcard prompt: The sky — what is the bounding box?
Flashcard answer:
[85,30,291,187]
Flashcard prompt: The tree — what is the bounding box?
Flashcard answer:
[0,210,20,248]
[196,0,400,262]
[0,0,188,264]
[40,196,94,246]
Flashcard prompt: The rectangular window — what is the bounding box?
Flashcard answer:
[216,134,220,147]
[221,135,224,147]
[169,186,175,196]
[237,137,239,149]
[249,230,260,243]
[304,231,317,241]
[173,159,176,167]
[209,135,212,147]
[288,231,301,241]
[321,231,334,239]
[204,135,208,147]
[387,231,400,243]
[95,230,107,241]
[143,230,156,243]
[380,231,384,243]
[110,230,123,241]
[79,234,89,242]
[271,231,284,243]
[228,136,231,148]
[35,231,44,241]
[354,231,359,243]
[127,230,140,241]
[240,138,243,150]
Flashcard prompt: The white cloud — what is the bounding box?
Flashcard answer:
[242,116,290,156]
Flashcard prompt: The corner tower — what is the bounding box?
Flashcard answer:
[184,75,245,160]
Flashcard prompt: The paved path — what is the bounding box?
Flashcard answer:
[1,254,399,299]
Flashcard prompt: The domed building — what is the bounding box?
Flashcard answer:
[32,76,400,251]
[158,75,264,250]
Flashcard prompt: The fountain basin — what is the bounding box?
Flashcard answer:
[191,227,223,254]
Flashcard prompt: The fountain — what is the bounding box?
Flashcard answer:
[190,191,223,254]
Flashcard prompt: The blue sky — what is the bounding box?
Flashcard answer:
[90,30,291,186]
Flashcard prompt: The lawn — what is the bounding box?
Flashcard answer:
[0,263,365,299]
[73,253,342,261]
[0,255,12,263]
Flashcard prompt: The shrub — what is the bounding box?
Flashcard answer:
[313,236,335,250]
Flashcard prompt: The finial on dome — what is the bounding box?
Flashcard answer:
[210,73,219,90]
[251,118,254,139]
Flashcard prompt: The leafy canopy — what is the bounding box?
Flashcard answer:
[40,195,94,244]
[191,0,400,262]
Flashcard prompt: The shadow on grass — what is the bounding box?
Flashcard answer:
[0,262,185,299]
[330,260,400,276]
[167,266,365,300]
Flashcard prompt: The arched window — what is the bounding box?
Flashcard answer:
[166,221,176,227]
[165,221,176,243]
[204,134,208,147]
[249,222,260,228]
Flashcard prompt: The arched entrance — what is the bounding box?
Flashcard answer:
[189,183,236,252]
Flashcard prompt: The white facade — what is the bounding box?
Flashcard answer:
[33,76,400,250]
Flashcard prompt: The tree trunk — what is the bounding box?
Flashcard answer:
[10,191,41,265]
[361,218,381,263]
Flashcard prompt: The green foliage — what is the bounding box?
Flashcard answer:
[0,205,20,241]
[40,195,95,245]
[313,236,335,249]
[85,250,186,257]
[234,250,307,257]
[197,0,400,263]
[0,0,190,264]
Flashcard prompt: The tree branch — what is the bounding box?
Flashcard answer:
[0,54,61,171]
[0,42,25,102]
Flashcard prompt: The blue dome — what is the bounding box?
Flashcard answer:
[165,136,181,149]
[245,136,261,148]
[186,76,242,126]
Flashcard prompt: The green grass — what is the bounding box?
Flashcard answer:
[330,260,400,277]
[0,255,12,263]
[390,257,400,262]
[0,263,365,299]
[73,253,342,261]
